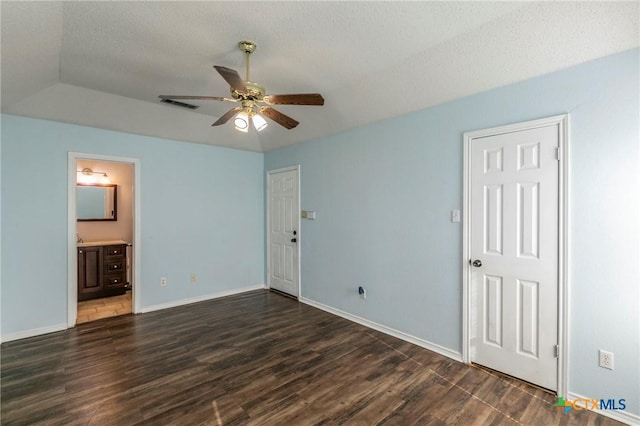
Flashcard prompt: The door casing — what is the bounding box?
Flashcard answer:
[266,165,302,298]
[68,152,141,326]
[462,114,569,397]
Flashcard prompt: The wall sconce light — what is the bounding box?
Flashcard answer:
[77,168,110,184]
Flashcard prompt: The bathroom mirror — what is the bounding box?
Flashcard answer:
[77,184,117,221]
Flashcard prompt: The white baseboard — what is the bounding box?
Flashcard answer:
[299,297,462,362]
[568,392,639,425]
[1,323,67,344]
[1,285,267,344]
[140,284,266,313]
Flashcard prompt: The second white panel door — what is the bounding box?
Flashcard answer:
[268,168,299,298]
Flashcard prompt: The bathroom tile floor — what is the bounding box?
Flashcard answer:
[76,291,132,324]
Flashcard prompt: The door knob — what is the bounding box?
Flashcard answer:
[291,238,297,243]
[472,259,482,267]
[293,230,297,235]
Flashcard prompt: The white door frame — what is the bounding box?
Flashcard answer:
[462,114,569,397]
[68,152,142,326]
[266,165,302,298]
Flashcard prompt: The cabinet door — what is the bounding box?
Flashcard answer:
[78,247,103,301]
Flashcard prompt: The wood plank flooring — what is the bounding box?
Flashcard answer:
[77,292,132,324]
[1,290,621,425]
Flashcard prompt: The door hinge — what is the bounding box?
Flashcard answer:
[554,344,560,358]
[555,147,561,161]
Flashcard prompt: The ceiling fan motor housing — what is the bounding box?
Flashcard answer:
[232,81,265,101]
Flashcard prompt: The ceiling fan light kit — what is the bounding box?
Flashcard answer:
[159,40,324,133]
[234,111,250,132]
[252,113,268,132]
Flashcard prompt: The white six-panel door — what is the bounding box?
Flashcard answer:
[268,167,300,298]
[469,123,560,391]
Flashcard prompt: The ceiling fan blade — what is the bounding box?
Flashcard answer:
[263,93,324,106]
[261,107,299,129]
[212,107,241,126]
[159,95,228,101]
[213,66,247,93]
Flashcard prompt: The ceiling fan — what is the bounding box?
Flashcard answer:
[159,41,324,132]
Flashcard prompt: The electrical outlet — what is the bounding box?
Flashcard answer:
[358,286,366,300]
[190,273,197,283]
[599,349,614,370]
[160,277,167,287]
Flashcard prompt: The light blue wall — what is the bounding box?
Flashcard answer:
[1,116,264,332]
[265,48,639,415]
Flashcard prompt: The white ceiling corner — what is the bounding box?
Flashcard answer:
[1,1,638,152]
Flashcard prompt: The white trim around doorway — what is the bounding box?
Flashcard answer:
[68,152,142,327]
[461,114,569,397]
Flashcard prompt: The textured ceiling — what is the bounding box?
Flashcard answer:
[2,1,638,152]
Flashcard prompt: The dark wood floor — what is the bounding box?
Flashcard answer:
[1,290,621,425]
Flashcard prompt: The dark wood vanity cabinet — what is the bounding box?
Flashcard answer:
[78,244,127,301]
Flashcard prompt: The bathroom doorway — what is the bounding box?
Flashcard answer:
[68,153,141,327]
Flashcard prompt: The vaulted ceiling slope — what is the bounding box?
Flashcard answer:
[1,1,638,152]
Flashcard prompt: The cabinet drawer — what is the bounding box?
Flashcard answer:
[104,244,126,257]
[103,272,126,297]
[104,259,125,273]
[104,273,126,289]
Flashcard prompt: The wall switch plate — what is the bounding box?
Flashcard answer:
[301,210,316,220]
[160,277,167,287]
[190,273,197,283]
[451,209,461,223]
[599,349,614,370]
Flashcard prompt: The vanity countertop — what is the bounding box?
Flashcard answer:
[77,240,129,248]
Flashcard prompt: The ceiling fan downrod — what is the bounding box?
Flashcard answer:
[238,41,256,82]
